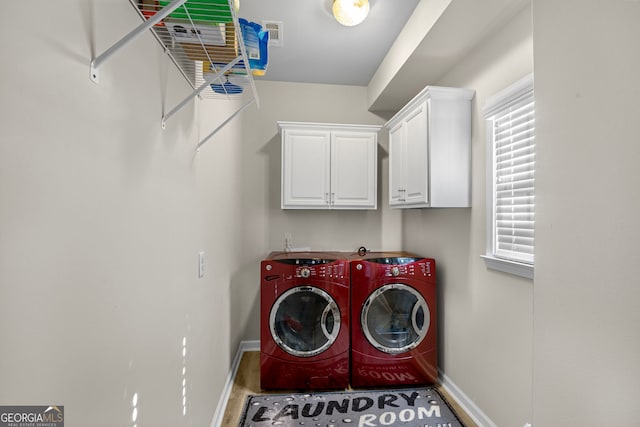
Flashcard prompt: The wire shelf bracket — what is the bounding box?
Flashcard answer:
[197,98,255,151]
[162,55,242,129]
[90,0,187,83]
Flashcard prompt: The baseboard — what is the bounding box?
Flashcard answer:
[439,370,497,427]
[210,340,259,427]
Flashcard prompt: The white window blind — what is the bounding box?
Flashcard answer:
[483,74,535,271]
[492,97,535,263]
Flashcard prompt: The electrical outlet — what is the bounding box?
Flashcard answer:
[198,251,205,278]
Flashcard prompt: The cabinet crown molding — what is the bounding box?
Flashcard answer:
[385,86,475,129]
[278,121,383,133]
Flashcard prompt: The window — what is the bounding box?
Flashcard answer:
[482,74,535,279]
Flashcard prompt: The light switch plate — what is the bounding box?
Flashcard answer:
[198,251,205,278]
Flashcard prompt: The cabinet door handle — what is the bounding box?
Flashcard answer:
[325,192,330,204]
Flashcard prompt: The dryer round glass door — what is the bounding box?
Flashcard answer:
[361,283,430,354]
[269,286,341,357]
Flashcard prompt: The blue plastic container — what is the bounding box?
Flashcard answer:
[238,18,269,76]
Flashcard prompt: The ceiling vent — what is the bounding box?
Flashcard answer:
[262,20,284,47]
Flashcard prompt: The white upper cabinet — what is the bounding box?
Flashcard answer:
[385,86,474,208]
[279,122,380,210]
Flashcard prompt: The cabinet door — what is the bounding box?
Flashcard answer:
[330,131,377,209]
[282,129,331,209]
[403,101,429,206]
[388,121,406,206]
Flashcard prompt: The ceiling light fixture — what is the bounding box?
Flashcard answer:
[332,0,370,27]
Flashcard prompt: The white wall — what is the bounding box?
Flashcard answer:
[234,80,402,343]
[402,5,534,427]
[532,1,640,425]
[0,1,244,425]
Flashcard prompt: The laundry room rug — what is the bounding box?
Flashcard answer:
[237,387,466,427]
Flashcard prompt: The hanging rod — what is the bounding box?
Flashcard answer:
[196,98,255,151]
[161,55,242,129]
[90,0,187,83]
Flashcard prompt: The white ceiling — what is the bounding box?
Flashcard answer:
[238,0,421,86]
[238,0,530,113]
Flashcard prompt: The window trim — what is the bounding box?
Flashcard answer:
[482,74,535,280]
[480,255,533,279]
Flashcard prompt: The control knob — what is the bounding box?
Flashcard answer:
[300,267,311,278]
[391,266,400,277]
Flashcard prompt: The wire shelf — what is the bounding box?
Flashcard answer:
[130,0,258,102]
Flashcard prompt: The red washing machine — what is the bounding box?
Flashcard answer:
[260,251,350,390]
[350,251,437,388]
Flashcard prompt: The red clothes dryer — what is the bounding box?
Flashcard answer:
[260,251,350,390]
[350,252,437,388]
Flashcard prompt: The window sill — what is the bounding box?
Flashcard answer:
[481,255,534,280]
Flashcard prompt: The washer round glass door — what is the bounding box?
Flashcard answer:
[361,283,430,354]
[270,286,341,357]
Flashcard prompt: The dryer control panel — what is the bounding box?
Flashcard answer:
[383,260,433,278]
[359,257,434,279]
